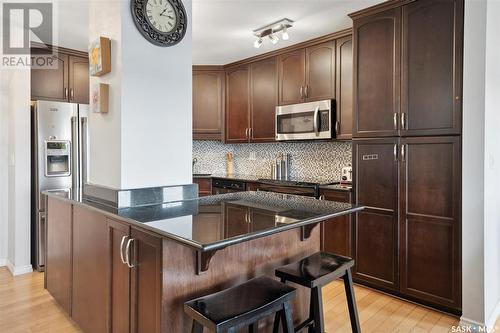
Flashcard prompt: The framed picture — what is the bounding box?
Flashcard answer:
[89,37,111,77]
[91,83,109,114]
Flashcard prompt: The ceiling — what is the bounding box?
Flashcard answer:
[192,0,384,65]
[52,0,385,64]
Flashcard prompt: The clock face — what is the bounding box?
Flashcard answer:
[131,0,187,47]
[145,0,177,33]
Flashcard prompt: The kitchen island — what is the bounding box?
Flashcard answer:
[44,189,362,333]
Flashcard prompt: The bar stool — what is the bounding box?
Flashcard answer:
[274,252,361,333]
[184,276,296,333]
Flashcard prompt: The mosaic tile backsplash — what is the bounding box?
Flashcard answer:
[193,141,352,181]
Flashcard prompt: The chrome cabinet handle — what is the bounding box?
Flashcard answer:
[319,195,325,200]
[393,113,398,130]
[64,88,68,99]
[335,120,340,134]
[401,112,407,130]
[300,86,304,99]
[305,85,309,98]
[394,144,398,162]
[125,238,135,268]
[249,128,253,139]
[313,106,320,135]
[245,128,248,139]
[401,144,406,162]
[70,89,74,101]
[120,236,128,264]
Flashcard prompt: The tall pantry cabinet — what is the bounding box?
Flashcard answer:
[350,0,463,314]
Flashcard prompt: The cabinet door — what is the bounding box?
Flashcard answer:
[353,8,401,138]
[320,190,352,257]
[250,57,277,142]
[31,50,69,102]
[353,139,399,291]
[193,70,224,140]
[224,204,250,238]
[336,35,354,140]
[130,228,163,333]
[72,206,109,333]
[400,137,461,310]
[193,177,212,197]
[225,66,250,143]
[69,56,90,104]
[401,0,463,136]
[108,219,131,333]
[46,198,72,314]
[278,49,305,105]
[305,41,336,102]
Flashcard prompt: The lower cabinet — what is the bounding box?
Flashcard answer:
[45,203,164,333]
[193,177,212,196]
[320,189,353,257]
[46,198,73,314]
[72,206,109,333]
[353,136,461,312]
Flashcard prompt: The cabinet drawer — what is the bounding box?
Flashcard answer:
[193,178,212,196]
[320,189,351,203]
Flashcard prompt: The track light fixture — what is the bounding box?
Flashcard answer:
[253,18,294,48]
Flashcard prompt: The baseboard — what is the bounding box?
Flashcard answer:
[6,260,33,276]
[0,258,6,267]
[460,316,488,332]
[486,300,500,332]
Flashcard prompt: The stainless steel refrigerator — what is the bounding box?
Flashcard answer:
[31,100,89,271]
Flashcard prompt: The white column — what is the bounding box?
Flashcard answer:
[88,0,192,189]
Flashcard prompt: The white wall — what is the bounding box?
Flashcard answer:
[462,0,487,325]
[0,78,9,266]
[483,0,500,328]
[88,0,192,189]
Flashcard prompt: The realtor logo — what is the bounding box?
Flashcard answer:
[2,2,56,68]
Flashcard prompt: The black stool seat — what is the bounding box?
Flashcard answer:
[185,276,296,332]
[276,252,354,288]
[275,252,360,333]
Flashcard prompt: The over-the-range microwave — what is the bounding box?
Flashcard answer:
[275,99,336,141]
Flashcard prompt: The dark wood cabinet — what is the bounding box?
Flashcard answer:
[399,136,461,310]
[249,57,277,142]
[225,66,250,143]
[320,189,352,257]
[335,35,354,140]
[305,41,336,102]
[46,198,73,314]
[108,219,131,333]
[193,67,224,140]
[353,139,400,292]
[352,8,401,138]
[68,56,90,104]
[130,227,163,333]
[31,50,69,102]
[277,49,305,105]
[193,177,212,197]
[31,46,89,104]
[72,206,109,333]
[401,0,463,136]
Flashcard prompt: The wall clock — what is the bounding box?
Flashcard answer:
[131,0,187,47]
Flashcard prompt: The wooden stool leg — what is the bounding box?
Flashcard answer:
[249,321,258,333]
[191,320,204,333]
[311,287,325,333]
[273,312,281,333]
[308,288,315,333]
[343,269,361,333]
[281,301,295,333]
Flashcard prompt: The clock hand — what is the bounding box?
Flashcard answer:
[159,7,168,16]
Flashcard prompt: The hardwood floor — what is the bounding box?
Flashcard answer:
[0,267,497,333]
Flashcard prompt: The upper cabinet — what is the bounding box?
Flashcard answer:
[352,8,401,138]
[351,0,463,138]
[278,41,336,105]
[225,65,250,143]
[335,35,354,140]
[401,0,463,136]
[277,49,305,105]
[193,66,224,140]
[249,57,278,142]
[31,46,89,104]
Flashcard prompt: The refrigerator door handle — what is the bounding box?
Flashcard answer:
[80,117,88,187]
[71,116,80,189]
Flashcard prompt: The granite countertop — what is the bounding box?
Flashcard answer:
[44,189,362,252]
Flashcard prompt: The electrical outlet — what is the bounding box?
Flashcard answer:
[249,151,256,161]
